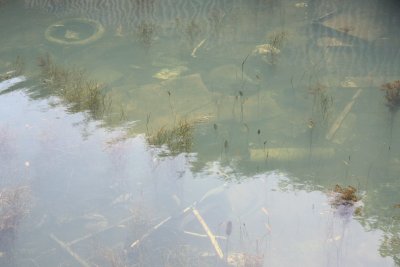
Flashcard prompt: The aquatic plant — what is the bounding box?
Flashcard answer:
[37,53,112,119]
[266,30,287,64]
[136,21,157,49]
[331,184,360,206]
[380,234,400,265]
[0,185,31,262]
[185,19,201,46]
[0,186,31,232]
[0,56,24,82]
[380,80,400,149]
[308,83,333,123]
[380,80,400,113]
[147,120,194,155]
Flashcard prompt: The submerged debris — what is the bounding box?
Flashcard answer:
[380,80,400,113]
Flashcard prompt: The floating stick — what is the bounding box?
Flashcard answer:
[68,214,136,246]
[326,88,362,140]
[129,184,226,249]
[130,205,192,248]
[49,233,91,267]
[183,230,226,240]
[191,38,206,58]
[192,207,224,259]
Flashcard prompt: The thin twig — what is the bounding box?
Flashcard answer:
[49,233,91,267]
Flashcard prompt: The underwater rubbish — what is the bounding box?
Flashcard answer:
[146,119,194,155]
[380,80,400,114]
[45,18,104,45]
[136,21,157,49]
[37,53,112,119]
[326,88,362,141]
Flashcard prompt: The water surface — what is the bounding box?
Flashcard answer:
[0,0,399,266]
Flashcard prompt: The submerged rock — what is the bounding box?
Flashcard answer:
[64,30,80,40]
[252,43,280,55]
[317,37,352,48]
[207,64,255,94]
[153,66,188,80]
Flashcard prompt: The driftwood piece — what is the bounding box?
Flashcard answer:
[183,230,226,240]
[129,184,227,249]
[191,38,206,58]
[49,233,91,267]
[68,214,136,246]
[130,205,192,248]
[326,89,362,140]
[192,207,224,259]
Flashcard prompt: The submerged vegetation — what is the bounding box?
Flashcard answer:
[136,21,157,49]
[37,53,112,119]
[266,30,287,64]
[308,83,333,123]
[331,184,360,206]
[0,186,31,232]
[0,186,31,263]
[0,56,24,82]
[380,80,400,113]
[147,120,194,155]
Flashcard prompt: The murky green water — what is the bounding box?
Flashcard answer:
[1,0,400,266]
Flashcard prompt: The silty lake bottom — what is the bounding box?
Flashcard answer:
[0,0,400,266]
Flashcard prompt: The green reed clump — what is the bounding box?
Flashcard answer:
[147,120,194,155]
[37,53,112,119]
